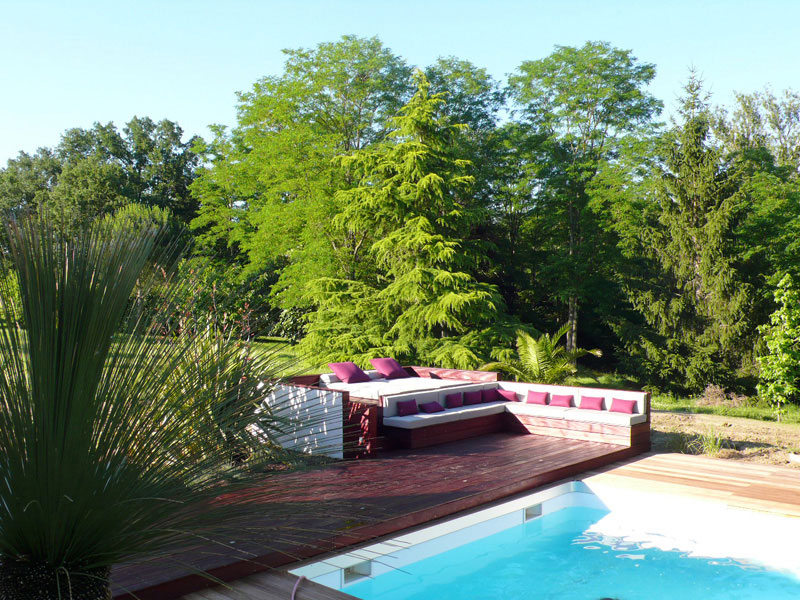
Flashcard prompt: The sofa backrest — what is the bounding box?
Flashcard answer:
[381,381,498,417]
[319,369,384,385]
[497,381,648,415]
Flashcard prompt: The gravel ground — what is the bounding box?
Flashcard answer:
[651,411,800,466]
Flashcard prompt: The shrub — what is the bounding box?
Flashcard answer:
[757,274,800,420]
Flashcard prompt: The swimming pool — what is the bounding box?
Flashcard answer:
[291,481,800,599]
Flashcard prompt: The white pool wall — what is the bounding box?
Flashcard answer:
[291,479,800,590]
[290,481,603,589]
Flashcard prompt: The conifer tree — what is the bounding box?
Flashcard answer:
[618,75,751,390]
[300,71,507,368]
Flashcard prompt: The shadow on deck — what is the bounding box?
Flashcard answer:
[112,432,645,599]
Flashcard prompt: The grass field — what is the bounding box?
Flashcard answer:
[251,338,317,376]
[650,392,800,424]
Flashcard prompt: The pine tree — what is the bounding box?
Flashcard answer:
[300,71,507,368]
[620,74,751,391]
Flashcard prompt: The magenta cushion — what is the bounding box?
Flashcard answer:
[463,390,483,405]
[580,396,604,410]
[327,361,370,384]
[370,357,409,379]
[420,401,444,413]
[445,393,463,409]
[610,398,637,414]
[549,394,573,407]
[526,390,548,405]
[482,388,500,403]
[396,399,418,416]
[498,389,518,402]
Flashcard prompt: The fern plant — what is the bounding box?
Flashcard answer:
[480,324,602,384]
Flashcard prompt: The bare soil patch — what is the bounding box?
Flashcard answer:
[651,411,800,466]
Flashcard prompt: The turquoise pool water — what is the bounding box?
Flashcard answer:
[345,506,800,600]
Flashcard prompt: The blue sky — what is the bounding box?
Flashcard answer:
[2,0,798,164]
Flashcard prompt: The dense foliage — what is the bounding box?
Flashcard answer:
[3,35,800,396]
[757,275,800,416]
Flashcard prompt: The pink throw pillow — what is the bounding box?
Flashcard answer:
[445,393,463,409]
[370,357,409,379]
[610,398,637,414]
[328,361,370,384]
[498,389,518,402]
[396,399,418,416]
[463,390,483,405]
[482,388,500,403]
[549,394,573,407]
[526,391,548,405]
[580,396,604,410]
[420,401,444,413]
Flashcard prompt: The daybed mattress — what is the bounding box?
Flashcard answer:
[321,376,470,400]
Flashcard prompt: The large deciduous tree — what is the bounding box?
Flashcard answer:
[0,117,201,230]
[191,35,413,313]
[508,41,662,353]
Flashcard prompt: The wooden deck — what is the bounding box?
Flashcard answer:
[180,572,360,600]
[179,452,800,600]
[584,452,800,517]
[112,432,642,599]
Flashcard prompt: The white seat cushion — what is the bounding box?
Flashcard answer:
[383,401,508,430]
[505,402,645,426]
[383,411,463,429]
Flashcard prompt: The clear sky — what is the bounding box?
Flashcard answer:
[2,0,798,165]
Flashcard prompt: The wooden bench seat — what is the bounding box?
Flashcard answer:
[380,380,650,450]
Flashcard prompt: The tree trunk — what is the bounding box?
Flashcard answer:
[0,559,111,600]
[565,189,580,355]
[566,295,578,355]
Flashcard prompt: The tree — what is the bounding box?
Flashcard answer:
[0,212,319,598]
[0,148,61,213]
[480,325,601,384]
[424,57,504,208]
[508,41,662,352]
[757,274,800,418]
[191,35,413,313]
[46,156,129,228]
[611,75,751,391]
[714,87,800,174]
[300,72,508,368]
[0,118,201,230]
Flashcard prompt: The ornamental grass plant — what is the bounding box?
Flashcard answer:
[0,212,345,599]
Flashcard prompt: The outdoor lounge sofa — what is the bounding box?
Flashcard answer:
[306,363,650,452]
[378,380,649,449]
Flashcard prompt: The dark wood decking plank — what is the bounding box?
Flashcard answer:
[114,433,638,600]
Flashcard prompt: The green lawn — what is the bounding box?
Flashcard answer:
[651,393,800,424]
[250,338,318,377]
[567,366,800,424]
[564,367,641,390]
